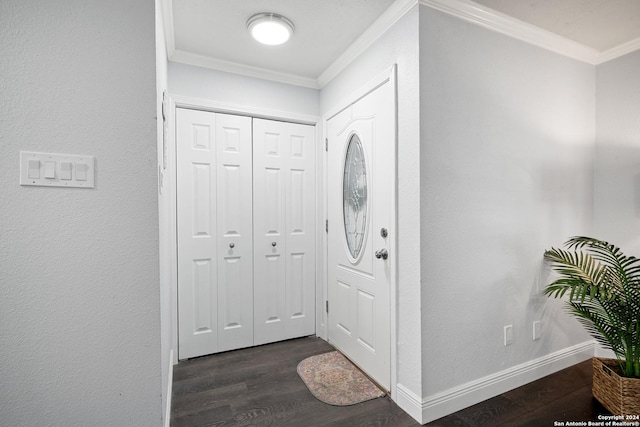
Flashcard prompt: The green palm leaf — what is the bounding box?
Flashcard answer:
[544,236,640,378]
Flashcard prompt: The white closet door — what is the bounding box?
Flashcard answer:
[215,113,254,352]
[177,108,253,359]
[253,118,316,345]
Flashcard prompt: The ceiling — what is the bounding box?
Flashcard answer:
[168,0,397,85]
[165,0,640,87]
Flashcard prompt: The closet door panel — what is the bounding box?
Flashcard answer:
[285,123,316,338]
[216,113,253,352]
[253,118,316,345]
[253,120,287,345]
[177,108,218,359]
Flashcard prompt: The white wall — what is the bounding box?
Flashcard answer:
[156,0,172,425]
[0,1,161,425]
[169,62,320,117]
[418,5,595,421]
[594,50,640,255]
[320,5,424,410]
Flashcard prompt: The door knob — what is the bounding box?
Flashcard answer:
[375,249,388,260]
[272,242,277,247]
[229,243,235,248]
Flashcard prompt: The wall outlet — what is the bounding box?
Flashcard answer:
[533,321,541,341]
[504,325,513,346]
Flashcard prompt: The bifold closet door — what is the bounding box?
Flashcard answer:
[176,108,253,359]
[252,118,316,345]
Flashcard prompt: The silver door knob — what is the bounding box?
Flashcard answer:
[229,243,235,248]
[375,249,388,260]
[272,242,277,247]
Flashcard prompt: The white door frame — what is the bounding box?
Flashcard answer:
[164,94,322,364]
[322,65,398,399]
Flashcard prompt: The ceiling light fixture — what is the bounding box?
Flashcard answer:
[247,13,294,46]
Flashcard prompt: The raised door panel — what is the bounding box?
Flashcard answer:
[216,113,253,352]
[177,110,254,359]
[284,125,316,338]
[177,108,218,359]
[253,118,316,345]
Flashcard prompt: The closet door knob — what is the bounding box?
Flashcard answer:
[229,243,235,248]
[272,242,277,247]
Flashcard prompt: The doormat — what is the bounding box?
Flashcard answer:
[297,351,385,406]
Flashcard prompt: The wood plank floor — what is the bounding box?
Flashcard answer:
[171,336,610,426]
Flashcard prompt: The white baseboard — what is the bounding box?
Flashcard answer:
[396,383,425,423]
[164,348,174,427]
[396,341,595,424]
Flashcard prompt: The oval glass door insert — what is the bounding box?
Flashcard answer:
[343,134,368,260]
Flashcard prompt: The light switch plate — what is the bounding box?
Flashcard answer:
[20,151,95,188]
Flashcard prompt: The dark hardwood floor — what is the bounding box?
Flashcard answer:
[171,336,610,426]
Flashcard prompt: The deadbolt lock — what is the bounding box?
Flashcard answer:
[380,228,388,238]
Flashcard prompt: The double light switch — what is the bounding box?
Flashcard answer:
[20,151,95,188]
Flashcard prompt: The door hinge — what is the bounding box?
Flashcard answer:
[325,138,328,152]
[161,91,167,122]
[325,219,328,233]
[326,300,329,313]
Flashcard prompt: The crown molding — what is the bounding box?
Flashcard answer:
[169,49,320,89]
[162,0,417,90]
[597,36,640,64]
[163,0,640,91]
[317,0,418,88]
[419,0,600,64]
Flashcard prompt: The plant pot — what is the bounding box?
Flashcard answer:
[592,357,640,416]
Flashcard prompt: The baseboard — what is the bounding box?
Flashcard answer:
[164,348,174,427]
[396,383,425,423]
[396,341,595,424]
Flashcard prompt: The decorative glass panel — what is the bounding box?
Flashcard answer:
[343,134,367,260]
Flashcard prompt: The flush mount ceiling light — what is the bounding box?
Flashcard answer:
[247,13,294,46]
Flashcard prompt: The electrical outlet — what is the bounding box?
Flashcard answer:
[504,325,513,346]
[533,321,541,341]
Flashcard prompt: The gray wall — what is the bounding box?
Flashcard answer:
[420,3,595,400]
[595,50,640,254]
[0,1,161,425]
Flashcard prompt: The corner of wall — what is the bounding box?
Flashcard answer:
[396,383,426,424]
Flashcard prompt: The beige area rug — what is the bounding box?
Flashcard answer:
[297,351,385,406]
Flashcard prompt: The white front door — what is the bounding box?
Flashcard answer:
[176,108,253,359]
[327,77,395,391]
[252,119,316,345]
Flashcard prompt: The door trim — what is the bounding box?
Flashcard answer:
[164,94,322,364]
[322,65,398,399]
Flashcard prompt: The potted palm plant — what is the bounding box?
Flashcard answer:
[544,236,640,416]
